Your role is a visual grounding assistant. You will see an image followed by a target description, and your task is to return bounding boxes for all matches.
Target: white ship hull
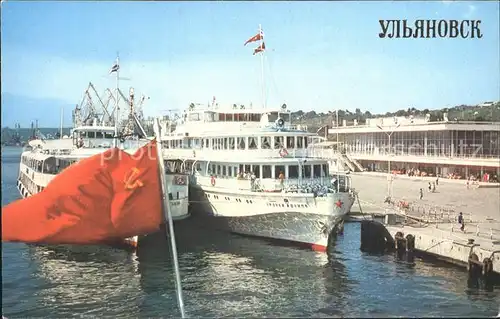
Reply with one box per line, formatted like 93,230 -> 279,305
189,183 -> 355,252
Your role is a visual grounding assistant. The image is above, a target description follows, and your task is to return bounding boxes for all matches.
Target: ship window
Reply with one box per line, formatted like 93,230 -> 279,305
248,137 -> 258,149
313,165 -> 322,178
274,136 -> 284,149
88,132 -> 95,138
304,138 -> 308,148
253,165 -> 260,178
238,164 -> 244,175
237,137 -> 246,150
275,165 -> 285,179
288,165 -> 299,178
297,136 -> 304,148
222,166 -> 227,176
322,164 -> 328,176
226,113 -> 233,121
95,132 -> 103,138
228,137 -> 235,149
261,136 -> 271,149
189,113 -> 200,121
105,132 -> 114,138
303,165 -> 312,179
287,136 -> 295,148
217,165 -> 221,175
262,165 -> 272,178
223,138 -> 228,149
228,166 -> 232,176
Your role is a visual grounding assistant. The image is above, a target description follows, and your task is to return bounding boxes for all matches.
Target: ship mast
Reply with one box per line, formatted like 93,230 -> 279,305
114,53 -> 120,147
60,106 -> 64,139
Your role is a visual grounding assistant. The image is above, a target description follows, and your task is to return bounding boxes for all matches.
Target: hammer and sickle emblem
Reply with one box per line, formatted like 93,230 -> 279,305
124,167 -> 144,190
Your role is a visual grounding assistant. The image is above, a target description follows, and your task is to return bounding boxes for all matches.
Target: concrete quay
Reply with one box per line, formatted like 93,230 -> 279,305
350,172 -> 500,275
385,219 -> 500,274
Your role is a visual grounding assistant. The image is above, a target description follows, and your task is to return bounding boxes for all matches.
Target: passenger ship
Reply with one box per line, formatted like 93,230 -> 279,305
16,84 -> 190,248
157,102 -> 356,252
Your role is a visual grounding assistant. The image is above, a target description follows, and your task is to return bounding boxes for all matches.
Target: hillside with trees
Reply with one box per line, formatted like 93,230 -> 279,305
291,102 -> 500,132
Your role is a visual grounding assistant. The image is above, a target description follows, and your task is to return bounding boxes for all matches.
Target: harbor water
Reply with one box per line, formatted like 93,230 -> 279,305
2,146 -> 499,318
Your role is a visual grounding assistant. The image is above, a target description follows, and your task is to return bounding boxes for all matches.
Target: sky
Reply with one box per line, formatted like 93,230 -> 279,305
1,1 -> 499,127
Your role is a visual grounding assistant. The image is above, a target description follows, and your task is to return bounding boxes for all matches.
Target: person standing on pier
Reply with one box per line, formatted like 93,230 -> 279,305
436,176 -> 439,185
458,212 -> 465,232
419,188 -> 423,200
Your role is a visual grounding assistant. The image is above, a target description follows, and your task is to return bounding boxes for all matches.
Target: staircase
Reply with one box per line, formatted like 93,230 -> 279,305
338,154 -> 364,172
345,154 -> 365,172
337,154 -> 356,172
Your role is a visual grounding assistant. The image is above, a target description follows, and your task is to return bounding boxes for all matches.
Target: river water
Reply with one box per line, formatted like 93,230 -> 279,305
2,146 -> 499,318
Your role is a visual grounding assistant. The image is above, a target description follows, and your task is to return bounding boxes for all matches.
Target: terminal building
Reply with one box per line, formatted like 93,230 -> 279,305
325,113 -> 500,182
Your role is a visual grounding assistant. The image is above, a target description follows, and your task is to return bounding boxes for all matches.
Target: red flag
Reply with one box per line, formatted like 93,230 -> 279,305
253,42 -> 266,55
1,141 -> 163,244
244,30 -> 264,46
1,149 -> 120,244
109,140 -> 163,238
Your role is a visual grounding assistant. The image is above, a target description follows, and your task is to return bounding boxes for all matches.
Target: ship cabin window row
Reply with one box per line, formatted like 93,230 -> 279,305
162,135 -> 309,150
78,131 -> 115,139
18,172 -> 46,195
207,163 -> 329,179
187,111 -> 290,124
21,155 -> 77,174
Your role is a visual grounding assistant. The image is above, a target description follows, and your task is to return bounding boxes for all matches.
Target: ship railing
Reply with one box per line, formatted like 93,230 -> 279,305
162,148 -> 312,160
342,150 -> 500,160
195,174 -> 350,195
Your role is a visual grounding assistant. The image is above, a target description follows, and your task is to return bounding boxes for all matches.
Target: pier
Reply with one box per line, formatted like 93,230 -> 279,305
350,173 -> 500,276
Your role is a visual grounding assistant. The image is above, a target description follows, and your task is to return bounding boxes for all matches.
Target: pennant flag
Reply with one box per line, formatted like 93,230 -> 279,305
109,59 -> 120,74
253,42 -> 266,55
244,30 -> 264,46
1,141 -> 163,245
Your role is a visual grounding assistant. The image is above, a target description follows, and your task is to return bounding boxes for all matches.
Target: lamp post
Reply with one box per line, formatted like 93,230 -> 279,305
377,123 -> 401,198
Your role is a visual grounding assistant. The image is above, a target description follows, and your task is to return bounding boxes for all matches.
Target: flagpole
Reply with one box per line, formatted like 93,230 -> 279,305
114,53 -> 120,148
153,118 -> 186,318
259,24 -> 265,109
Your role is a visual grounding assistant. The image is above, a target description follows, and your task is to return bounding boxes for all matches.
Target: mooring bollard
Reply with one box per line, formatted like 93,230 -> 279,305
467,252 -> 482,288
